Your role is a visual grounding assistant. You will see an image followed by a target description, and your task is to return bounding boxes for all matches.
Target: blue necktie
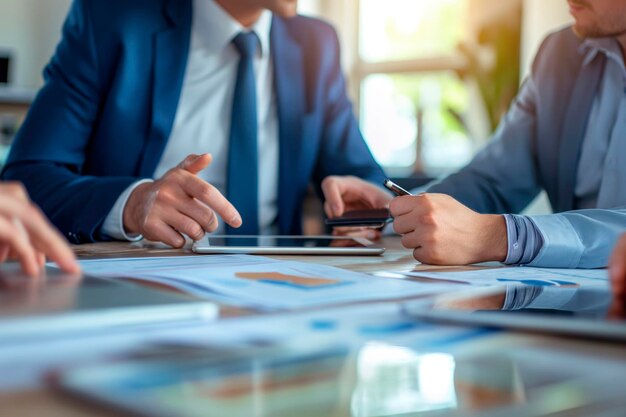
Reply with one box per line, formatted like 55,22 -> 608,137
227,32 -> 260,235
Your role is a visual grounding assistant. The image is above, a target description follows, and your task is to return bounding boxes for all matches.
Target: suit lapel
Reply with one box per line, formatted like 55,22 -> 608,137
557,54 -> 606,212
139,0 -> 193,177
272,17 -> 307,234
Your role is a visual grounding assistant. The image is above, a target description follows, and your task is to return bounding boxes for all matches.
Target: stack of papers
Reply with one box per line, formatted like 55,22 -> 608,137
78,255 -> 457,310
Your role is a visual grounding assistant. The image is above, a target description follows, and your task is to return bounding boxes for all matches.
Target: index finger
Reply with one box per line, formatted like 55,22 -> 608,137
0,199 -> 79,274
24,211 -> 81,274
0,182 -> 30,203
389,195 -> 419,217
178,153 -> 212,175
11,208 -> 79,274
180,174 -> 242,228
321,177 -> 345,218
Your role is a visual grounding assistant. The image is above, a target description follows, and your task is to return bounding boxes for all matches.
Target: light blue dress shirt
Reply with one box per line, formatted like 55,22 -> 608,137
502,285 -> 610,313
504,38 -> 626,266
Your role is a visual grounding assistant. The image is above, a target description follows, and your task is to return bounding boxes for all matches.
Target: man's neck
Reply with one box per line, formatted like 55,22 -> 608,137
215,0 -> 262,28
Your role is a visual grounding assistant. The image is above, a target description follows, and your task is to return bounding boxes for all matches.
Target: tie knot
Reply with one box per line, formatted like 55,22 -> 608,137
232,32 -> 260,58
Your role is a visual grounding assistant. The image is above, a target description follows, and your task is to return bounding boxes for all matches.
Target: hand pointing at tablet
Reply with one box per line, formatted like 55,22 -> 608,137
123,154 -> 243,248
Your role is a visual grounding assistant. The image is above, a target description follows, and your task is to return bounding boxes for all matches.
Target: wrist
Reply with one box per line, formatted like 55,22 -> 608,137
123,183 -> 151,234
482,214 -> 508,262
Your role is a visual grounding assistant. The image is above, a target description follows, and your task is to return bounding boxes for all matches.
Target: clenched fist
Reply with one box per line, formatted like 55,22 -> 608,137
390,193 -> 508,265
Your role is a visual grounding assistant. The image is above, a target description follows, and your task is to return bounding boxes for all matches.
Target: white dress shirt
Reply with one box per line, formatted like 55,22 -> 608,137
102,0 -> 279,240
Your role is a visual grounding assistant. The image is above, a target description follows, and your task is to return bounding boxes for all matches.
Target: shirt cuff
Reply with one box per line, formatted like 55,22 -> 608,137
101,179 -> 154,241
526,287 -> 578,310
502,286 -> 577,310
526,214 -> 585,268
503,214 -> 545,265
502,286 -> 544,310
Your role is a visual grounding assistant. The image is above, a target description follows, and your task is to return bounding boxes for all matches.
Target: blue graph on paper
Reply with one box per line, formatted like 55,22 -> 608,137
496,278 -> 578,287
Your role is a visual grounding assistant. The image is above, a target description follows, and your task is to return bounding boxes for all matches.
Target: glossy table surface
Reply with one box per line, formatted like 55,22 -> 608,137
0,238 -> 624,417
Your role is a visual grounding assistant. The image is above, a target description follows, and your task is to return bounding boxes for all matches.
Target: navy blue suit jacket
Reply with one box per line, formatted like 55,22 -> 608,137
3,0 -> 384,243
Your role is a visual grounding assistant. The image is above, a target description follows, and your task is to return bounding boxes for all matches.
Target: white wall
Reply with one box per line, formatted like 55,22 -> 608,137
521,0 -> 572,77
0,0 -> 71,88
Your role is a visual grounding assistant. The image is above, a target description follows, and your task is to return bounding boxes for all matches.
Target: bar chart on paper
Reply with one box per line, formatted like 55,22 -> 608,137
234,272 -> 347,289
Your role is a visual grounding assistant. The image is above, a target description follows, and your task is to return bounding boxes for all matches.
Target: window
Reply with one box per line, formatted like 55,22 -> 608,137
360,72 -> 472,175
351,0 -> 522,178
356,0 -> 472,177
359,0 -> 467,62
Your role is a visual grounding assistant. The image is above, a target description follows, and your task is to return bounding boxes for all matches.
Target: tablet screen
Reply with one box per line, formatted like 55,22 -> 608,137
205,236 -> 366,248
192,235 -> 385,256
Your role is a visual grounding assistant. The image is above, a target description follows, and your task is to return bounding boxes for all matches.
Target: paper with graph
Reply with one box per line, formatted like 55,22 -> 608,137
405,266 -> 609,288
77,255 -> 456,309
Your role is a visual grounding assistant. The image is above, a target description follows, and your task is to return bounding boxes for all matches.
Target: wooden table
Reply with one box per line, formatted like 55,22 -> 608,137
1,237 -> 625,417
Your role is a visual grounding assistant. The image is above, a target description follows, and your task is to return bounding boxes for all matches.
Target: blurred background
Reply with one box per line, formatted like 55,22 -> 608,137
0,0 -> 571,189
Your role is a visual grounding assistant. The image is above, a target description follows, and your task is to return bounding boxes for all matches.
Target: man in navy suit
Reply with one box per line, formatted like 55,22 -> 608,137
2,0 -> 384,246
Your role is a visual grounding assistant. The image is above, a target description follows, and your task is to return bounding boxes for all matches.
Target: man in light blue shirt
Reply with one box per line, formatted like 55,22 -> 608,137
322,0 -> 626,269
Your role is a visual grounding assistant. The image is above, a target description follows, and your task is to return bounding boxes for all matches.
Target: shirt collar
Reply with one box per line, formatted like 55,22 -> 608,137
192,0 -> 272,57
579,37 -> 623,67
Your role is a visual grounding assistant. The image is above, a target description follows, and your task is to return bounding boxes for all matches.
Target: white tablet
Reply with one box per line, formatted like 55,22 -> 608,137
192,235 -> 385,256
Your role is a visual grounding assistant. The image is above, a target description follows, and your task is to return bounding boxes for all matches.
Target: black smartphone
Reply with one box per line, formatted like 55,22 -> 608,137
325,208 -> 392,228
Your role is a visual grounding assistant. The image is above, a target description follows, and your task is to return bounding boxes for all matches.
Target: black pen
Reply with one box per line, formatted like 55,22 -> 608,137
384,179 -> 413,197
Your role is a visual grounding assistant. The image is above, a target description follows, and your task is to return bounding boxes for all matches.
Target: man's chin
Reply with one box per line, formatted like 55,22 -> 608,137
573,24 -> 606,39
573,22 -> 626,39
275,6 -> 298,18
272,1 -> 298,18
572,23 -> 589,39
